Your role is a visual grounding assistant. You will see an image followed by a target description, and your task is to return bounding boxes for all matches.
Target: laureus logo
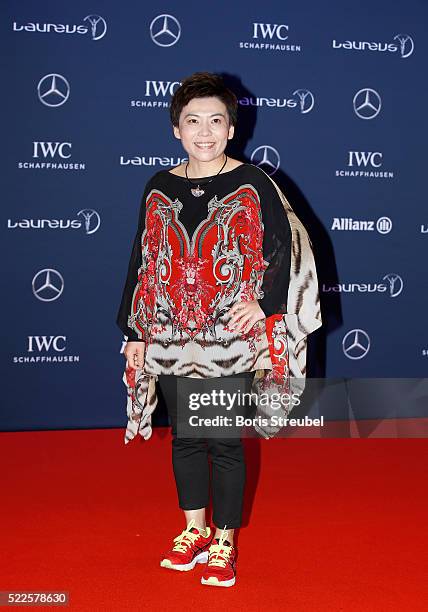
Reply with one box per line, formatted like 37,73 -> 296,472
13,15 -> 107,40
332,33 -> 414,58
293,89 -> 315,113
393,34 -> 414,58
239,89 -> 314,113
322,274 -> 403,297
382,274 -> 403,297
82,15 -> 107,41
77,209 -> 101,234
7,208 -> 101,233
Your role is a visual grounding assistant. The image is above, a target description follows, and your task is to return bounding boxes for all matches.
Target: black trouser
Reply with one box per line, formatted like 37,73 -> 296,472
157,372 -> 255,530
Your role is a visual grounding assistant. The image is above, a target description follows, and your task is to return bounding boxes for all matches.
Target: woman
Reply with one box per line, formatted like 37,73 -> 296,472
117,72 -> 321,588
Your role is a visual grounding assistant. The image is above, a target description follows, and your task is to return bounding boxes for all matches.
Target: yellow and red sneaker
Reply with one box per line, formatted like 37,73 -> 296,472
160,519 -> 213,572
201,527 -> 237,587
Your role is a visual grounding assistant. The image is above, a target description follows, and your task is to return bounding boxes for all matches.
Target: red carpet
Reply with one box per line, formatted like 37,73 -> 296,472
1,428 -> 427,611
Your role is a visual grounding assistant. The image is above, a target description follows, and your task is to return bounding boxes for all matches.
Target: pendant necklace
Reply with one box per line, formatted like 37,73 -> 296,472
185,155 -> 228,197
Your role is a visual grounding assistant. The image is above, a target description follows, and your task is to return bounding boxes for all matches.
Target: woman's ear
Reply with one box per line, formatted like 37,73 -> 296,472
173,125 -> 181,140
228,124 -> 235,140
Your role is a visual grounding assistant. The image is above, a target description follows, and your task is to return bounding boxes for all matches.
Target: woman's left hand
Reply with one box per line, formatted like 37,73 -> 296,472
228,300 -> 265,333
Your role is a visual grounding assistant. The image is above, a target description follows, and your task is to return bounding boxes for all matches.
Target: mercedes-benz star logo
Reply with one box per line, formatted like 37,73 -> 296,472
250,145 -> 280,175
77,209 -> 101,234
83,15 -> 107,41
342,329 -> 371,360
150,14 -> 181,47
353,88 -> 382,120
32,269 -> 64,302
37,74 -> 70,107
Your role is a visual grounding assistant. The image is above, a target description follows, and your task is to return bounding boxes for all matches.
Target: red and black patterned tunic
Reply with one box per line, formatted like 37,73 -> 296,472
117,162 -> 291,381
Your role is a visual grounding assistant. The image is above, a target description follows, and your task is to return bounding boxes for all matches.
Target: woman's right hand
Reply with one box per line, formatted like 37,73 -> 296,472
124,341 -> 146,370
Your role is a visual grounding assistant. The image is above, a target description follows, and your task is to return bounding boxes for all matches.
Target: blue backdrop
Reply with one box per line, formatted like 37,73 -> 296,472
1,0 -> 427,431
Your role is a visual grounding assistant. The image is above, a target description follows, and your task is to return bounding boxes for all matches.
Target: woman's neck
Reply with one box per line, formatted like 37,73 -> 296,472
186,154 -> 227,178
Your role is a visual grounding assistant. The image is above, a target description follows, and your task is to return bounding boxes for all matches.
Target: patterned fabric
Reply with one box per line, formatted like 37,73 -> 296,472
118,165 -> 322,443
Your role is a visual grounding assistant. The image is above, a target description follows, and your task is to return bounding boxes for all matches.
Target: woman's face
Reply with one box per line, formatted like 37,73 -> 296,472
173,96 -> 234,164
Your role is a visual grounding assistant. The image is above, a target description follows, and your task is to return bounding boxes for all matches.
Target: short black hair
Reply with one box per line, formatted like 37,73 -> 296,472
170,72 -> 238,127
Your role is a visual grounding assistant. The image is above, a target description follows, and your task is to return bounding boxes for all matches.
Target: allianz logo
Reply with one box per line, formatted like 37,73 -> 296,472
322,274 -> 404,298
331,217 -> 392,234
332,34 -> 414,58
7,209 -> 100,234
120,155 -> 187,166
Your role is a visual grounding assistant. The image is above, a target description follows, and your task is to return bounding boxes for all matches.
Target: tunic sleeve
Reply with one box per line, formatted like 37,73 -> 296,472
116,179 -> 153,342
257,176 -> 292,317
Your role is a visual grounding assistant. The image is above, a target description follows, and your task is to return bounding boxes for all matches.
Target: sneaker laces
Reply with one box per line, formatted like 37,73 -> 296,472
172,519 -> 204,554
208,525 -> 233,568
